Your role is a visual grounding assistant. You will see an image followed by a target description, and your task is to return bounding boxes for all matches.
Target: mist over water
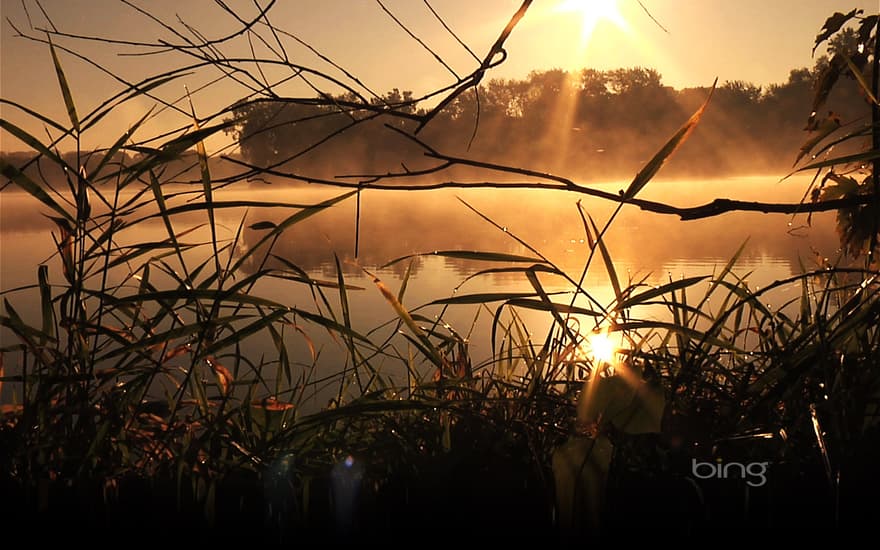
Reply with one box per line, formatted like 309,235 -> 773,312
0,174 -> 844,409
0,175 -> 840,284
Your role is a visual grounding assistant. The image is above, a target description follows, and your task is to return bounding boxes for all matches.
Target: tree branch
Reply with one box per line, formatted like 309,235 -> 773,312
414,0 -> 532,133
217,154 -> 875,221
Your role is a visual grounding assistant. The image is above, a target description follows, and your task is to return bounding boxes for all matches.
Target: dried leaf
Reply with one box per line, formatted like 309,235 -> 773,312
252,397 -> 295,412
161,344 -> 190,363
843,55 -> 879,106
857,14 -> 878,46
808,54 -> 846,129
205,356 -> 233,395
795,111 -> 841,166
813,9 -> 862,55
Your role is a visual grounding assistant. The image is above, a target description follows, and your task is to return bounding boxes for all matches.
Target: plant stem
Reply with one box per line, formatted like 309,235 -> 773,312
871,16 -> 879,263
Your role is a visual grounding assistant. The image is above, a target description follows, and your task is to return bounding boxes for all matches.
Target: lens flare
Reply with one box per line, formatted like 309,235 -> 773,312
586,328 -> 617,365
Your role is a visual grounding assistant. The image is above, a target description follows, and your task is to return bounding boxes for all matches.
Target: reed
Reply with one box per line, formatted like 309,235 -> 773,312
1,3 -> 878,541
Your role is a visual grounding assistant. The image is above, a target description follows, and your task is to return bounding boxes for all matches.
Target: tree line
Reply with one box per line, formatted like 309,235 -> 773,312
227,52 -> 866,184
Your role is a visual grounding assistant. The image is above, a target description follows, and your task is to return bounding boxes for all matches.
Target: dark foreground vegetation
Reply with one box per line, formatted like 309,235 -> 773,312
1,2 -> 878,544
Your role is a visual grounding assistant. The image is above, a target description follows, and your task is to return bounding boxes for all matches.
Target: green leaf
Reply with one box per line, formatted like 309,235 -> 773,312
123,120 -> 237,184
695,238 -> 749,313
334,253 -> 358,395
82,73 -> 189,132
132,201 -> 328,225
430,291 -> 543,305
49,39 -> 79,133
187,93 -> 221,277
857,15 -> 879,46
397,259 -> 414,303
93,316 -> 238,361
524,268 -> 580,343
204,310 -> 288,355
456,264 -> 564,287
616,319 -> 737,350
503,298 -> 601,317
794,112 -> 841,166
808,54 -> 846,129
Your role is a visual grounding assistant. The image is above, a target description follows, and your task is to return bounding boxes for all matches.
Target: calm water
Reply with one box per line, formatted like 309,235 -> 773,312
0,175 -> 842,406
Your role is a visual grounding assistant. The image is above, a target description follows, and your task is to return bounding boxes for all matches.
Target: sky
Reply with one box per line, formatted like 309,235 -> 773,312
0,0 -> 873,152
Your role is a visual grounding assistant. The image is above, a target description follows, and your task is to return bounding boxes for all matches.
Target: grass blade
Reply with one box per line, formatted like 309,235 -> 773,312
49,39 -> 79,133
365,268 -> 444,368
795,149 -> 880,172
0,119 -> 69,168
229,191 -> 357,273
382,250 -> 547,268
0,159 -> 73,222
91,108 -> 154,179
618,276 -> 709,310
37,265 -> 54,344
186,91 -> 221,278
623,78 -> 717,200
588,214 -> 622,304
0,98 -> 67,133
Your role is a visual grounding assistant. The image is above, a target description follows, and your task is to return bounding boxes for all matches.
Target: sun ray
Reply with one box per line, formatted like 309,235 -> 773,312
556,0 -> 628,45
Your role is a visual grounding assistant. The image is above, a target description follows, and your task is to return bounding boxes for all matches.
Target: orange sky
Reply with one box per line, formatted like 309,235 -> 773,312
0,0 -> 872,153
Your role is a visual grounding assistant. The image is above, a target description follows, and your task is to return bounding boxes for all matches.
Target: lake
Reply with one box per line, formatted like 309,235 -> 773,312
0,175 -> 842,408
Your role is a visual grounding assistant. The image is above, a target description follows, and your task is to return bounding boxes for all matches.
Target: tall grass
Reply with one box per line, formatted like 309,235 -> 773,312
1,4 -> 878,541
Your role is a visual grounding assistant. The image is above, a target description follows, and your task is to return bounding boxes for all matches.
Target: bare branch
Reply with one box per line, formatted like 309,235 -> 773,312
218,151 -> 875,221
637,0 -> 670,34
33,0 -> 276,53
414,0 -> 532,133
376,0 -> 459,79
423,0 -> 481,62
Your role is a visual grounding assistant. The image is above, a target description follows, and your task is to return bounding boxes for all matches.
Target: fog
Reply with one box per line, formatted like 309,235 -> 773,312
227,65 -> 867,187
1,176 -> 842,285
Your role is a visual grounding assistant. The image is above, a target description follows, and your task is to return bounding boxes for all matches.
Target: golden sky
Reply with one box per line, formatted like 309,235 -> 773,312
0,0 -> 872,153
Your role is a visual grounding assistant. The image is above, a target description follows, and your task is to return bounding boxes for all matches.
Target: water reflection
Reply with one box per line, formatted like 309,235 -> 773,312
225,180 -> 838,281
1,176 -> 842,284
0,175 -> 847,409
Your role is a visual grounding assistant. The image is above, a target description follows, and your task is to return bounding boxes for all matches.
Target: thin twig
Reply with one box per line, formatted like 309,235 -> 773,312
423,0 -> 481,62
376,0 -> 460,79
415,0 -> 532,133
637,0 -> 669,34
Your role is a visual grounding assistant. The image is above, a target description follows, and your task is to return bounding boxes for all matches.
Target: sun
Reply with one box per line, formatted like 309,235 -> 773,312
585,327 -> 617,365
556,0 -> 628,44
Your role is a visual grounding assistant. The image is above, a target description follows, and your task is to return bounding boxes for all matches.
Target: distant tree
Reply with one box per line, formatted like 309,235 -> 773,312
605,67 -> 662,95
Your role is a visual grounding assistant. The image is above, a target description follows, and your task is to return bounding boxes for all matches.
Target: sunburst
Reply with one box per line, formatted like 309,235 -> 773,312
556,0 -> 628,44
